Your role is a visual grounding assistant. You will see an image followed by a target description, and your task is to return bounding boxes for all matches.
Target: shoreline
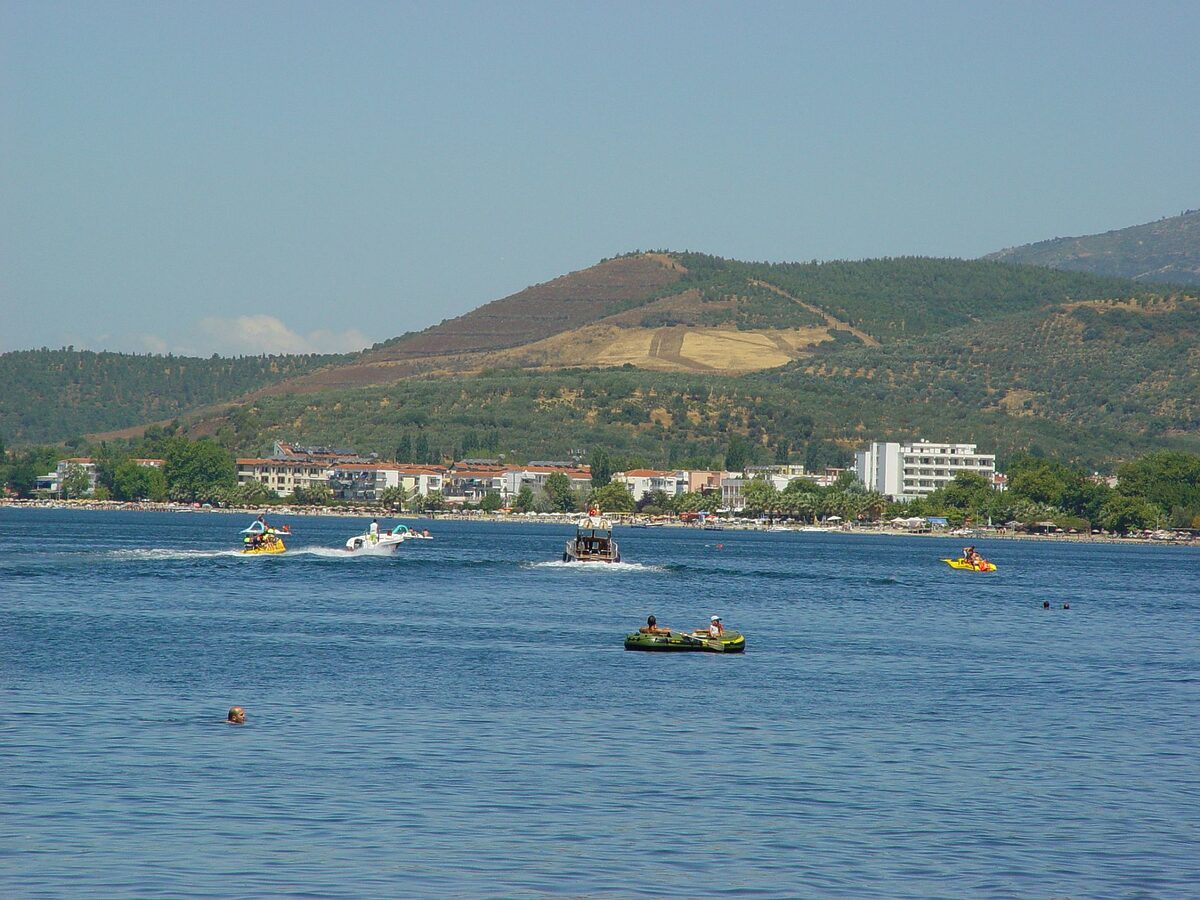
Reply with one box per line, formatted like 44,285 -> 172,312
1,499 -> 1194,547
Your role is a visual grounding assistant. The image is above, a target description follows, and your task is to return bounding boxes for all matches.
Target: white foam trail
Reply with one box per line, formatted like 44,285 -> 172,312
109,548 -> 245,560
288,545 -> 397,559
108,546 -> 397,561
527,560 -> 665,573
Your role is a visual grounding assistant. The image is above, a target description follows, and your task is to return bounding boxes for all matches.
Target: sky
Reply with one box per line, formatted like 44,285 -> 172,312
2,0 -> 1198,356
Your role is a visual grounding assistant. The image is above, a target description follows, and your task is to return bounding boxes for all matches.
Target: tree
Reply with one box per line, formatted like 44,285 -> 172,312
227,480 -> 274,506
7,459 -> 41,497
291,482 -> 333,505
741,477 -> 779,516
419,492 -> 446,513
60,463 -> 92,499
394,434 -> 413,463
939,472 -> 994,511
637,489 -> 672,514
773,440 -> 790,464
1008,462 -> 1070,507
513,485 -> 535,512
164,439 -> 236,502
589,482 -> 636,513
724,435 -> 752,472
480,491 -> 504,512
112,460 -> 168,501
543,472 -> 577,512
413,432 -> 432,465
1116,451 -> 1200,512
1098,494 -> 1161,533
380,485 -> 408,510
589,447 -> 613,487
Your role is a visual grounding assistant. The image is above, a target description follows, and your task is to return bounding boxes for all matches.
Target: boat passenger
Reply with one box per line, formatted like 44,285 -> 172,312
709,615 -> 725,637
963,546 -> 984,569
639,615 -> 672,635
227,706 -> 246,725
369,519 -> 379,544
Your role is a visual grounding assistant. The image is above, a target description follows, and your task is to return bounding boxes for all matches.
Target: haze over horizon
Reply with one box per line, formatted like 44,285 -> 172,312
3,1 -> 1198,356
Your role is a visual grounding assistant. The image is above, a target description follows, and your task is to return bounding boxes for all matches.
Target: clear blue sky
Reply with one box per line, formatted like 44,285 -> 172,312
3,1 -> 1197,355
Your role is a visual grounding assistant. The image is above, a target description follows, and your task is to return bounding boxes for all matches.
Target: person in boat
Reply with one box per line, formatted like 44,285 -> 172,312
639,615 -> 672,635
227,706 -> 246,725
708,615 -> 725,637
369,518 -> 380,544
963,546 -> 983,568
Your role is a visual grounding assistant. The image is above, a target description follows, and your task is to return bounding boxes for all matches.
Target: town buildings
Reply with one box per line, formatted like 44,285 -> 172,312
855,440 -> 996,500
36,457 -> 165,497
611,469 -> 687,501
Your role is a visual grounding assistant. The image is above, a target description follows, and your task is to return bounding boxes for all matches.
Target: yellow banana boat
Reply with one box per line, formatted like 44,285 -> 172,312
943,557 -> 996,572
242,539 -> 286,555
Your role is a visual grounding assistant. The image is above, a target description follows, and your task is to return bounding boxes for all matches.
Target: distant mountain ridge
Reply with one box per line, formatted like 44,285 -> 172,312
985,209 -> 1200,285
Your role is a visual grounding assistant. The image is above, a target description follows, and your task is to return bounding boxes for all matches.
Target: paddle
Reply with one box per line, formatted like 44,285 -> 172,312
678,631 -> 724,651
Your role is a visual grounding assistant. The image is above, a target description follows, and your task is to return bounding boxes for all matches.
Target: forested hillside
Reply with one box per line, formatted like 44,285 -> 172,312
3,252 -> 1196,466
0,349 -> 345,444
187,358 -> 1194,473
986,209 -> 1200,285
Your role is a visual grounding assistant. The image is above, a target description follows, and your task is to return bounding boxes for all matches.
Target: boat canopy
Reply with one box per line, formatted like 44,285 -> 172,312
240,520 -> 268,534
575,514 -> 612,531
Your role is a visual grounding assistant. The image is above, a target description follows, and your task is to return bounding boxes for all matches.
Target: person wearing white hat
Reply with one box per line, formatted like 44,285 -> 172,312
708,615 -> 724,637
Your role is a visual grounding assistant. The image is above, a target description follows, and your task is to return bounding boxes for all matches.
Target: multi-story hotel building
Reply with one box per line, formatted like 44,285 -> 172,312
855,440 -> 996,500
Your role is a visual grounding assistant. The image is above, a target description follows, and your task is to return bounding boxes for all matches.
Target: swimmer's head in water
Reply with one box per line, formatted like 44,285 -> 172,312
227,706 -> 246,725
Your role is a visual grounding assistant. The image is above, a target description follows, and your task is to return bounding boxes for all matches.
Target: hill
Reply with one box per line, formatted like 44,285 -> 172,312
985,209 -> 1200,285
0,349 -> 344,444
150,257 -> 1200,468
5,252 -> 1196,469
240,253 -> 1145,395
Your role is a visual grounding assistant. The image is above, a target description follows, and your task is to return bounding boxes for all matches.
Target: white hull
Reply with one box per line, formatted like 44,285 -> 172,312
344,533 -> 405,552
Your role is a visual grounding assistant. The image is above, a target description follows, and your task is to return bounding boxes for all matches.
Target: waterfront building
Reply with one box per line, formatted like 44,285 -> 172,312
329,463 -> 444,502
238,442 -> 376,497
612,469 -> 687,502
237,457 -> 335,497
444,464 -> 510,504
503,465 -> 592,500
855,440 -> 996,500
687,470 -> 723,494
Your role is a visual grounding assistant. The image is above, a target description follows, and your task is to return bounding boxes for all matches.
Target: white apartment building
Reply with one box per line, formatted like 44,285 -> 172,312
612,469 -> 687,501
329,463 -> 445,501
503,465 -> 593,499
855,440 -> 996,500
237,458 -> 334,497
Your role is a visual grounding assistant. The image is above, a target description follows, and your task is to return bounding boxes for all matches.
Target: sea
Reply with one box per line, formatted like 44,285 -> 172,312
1,508 -> 1197,898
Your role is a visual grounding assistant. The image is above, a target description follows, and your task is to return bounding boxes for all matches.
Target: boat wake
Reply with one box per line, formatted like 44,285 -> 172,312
527,560 -> 666,573
107,546 -> 399,561
109,548 -> 247,561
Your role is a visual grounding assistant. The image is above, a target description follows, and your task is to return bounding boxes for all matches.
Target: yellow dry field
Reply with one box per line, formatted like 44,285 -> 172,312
496,324 -> 832,374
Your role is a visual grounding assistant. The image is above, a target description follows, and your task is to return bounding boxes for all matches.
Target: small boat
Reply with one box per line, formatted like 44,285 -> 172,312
240,520 -> 287,555
624,630 -> 745,653
563,510 -> 620,563
943,557 -> 997,572
344,523 -> 428,552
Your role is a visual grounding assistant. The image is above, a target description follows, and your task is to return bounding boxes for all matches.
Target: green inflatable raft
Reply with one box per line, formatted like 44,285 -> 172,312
624,630 -> 745,653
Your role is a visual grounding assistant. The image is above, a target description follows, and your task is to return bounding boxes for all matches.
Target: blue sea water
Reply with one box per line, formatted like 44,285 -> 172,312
1,508 -> 1197,898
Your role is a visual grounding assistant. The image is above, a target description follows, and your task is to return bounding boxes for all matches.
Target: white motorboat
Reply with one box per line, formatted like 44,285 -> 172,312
344,523 -> 429,552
